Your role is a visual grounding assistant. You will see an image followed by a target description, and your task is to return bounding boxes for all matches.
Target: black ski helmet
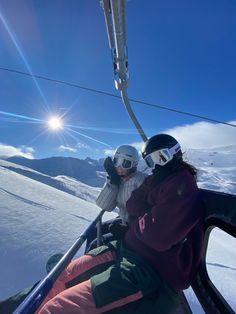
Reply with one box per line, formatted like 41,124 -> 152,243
142,134 -> 182,164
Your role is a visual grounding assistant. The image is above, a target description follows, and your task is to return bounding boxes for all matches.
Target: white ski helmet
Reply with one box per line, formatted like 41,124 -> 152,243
113,145 -> 140,169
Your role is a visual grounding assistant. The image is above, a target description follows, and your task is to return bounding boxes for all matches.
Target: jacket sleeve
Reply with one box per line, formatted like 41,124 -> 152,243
133,172 -> 203,252
126,176 -> 152,219
134,172 -> 148,189
96,180 -> 118,212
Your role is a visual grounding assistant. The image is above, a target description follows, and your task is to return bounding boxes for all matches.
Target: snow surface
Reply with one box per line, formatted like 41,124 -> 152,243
0,160 -> 114,298
0,147 -> 235,313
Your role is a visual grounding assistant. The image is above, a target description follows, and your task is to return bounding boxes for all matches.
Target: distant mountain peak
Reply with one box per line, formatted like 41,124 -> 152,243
6,155 -> 105,187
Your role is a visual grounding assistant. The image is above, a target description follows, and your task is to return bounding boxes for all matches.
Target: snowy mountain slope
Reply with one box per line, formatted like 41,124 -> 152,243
0,159 -> 100,203
6,155 -> 105,187
185,145 -> 236,169
197,166 -> 236,194
185,147 -> 236,195
55,175 -> 100,203
0,164 -> 114,298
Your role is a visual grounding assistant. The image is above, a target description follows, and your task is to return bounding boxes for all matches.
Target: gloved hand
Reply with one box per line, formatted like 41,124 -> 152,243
108,220 -> 129,238
104,157 -> 121,186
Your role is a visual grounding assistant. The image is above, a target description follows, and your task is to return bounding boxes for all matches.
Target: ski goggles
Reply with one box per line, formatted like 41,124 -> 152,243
113,157 -> 134,169
144,143 -> 181,168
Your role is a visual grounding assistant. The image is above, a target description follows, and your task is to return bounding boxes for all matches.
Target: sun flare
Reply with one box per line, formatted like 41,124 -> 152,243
48,117 -> 63,130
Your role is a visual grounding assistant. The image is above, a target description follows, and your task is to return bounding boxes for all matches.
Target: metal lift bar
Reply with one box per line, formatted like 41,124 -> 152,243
101,0 -> 148,142
121,89 -> 148,141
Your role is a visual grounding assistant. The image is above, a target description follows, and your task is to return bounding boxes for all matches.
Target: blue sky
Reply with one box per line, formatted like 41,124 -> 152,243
0,0 -> 235,160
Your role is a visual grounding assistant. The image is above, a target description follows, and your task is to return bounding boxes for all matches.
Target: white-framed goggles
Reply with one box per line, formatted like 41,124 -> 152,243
113,156 -> 134,169
144,143 -> 181,168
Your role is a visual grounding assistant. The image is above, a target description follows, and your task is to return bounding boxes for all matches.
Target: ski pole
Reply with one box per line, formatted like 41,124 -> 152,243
13,209 -> 106,314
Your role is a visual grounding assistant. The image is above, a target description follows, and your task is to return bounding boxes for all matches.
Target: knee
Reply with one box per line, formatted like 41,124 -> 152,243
39,280 -> 95,314
38,297 -> 63,314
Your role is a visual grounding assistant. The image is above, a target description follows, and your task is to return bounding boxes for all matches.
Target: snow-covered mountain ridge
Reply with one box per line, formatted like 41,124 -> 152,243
0,159 -> 100,203
2,144 -> 236,195
184,146 -> 236,194
5,155 -> 105,187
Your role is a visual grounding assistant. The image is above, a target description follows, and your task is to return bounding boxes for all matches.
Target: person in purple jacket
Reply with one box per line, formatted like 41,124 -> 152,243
0,134 -> 205,314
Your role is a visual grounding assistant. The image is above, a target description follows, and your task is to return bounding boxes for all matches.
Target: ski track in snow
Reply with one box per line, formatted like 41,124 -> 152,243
207,262 -> 236,272
0,187 -> 55,211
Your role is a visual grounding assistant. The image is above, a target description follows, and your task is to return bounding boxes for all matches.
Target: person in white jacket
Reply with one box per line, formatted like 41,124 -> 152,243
85,145 -> 147,252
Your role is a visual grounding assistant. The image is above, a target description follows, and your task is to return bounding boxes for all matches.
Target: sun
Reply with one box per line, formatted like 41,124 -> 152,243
48,116 -> 63,130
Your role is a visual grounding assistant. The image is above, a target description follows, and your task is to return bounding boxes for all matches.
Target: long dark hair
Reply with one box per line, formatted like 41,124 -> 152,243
175,151 -> 198,178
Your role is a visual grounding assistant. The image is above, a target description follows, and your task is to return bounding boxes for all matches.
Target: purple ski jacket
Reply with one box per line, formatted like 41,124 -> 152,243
124,168 -> 205,292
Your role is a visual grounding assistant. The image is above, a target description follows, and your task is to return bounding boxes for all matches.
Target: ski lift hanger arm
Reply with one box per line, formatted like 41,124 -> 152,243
101,0 -> 128,90
101,0 -> 148,142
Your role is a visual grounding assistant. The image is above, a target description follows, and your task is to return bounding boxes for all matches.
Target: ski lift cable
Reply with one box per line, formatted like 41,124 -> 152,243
0,66 -> 235,129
